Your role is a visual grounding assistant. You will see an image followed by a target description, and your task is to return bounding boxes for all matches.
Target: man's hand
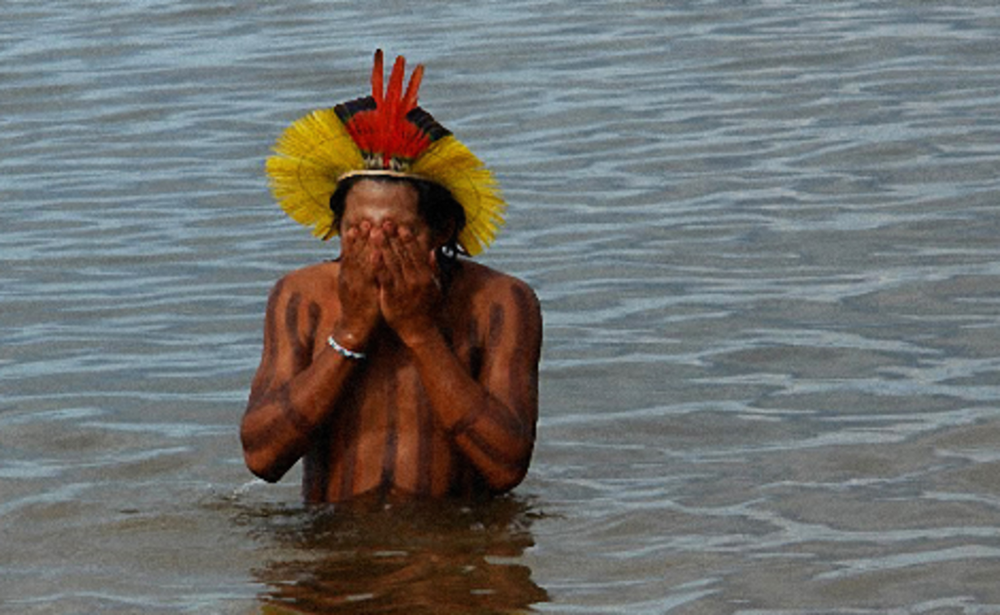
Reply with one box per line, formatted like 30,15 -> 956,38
335,220 -> 382,350
375,221 -> 443,346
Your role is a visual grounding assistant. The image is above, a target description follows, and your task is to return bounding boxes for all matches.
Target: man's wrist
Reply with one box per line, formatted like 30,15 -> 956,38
331,322 -> 372,353
328,335 -> 367,360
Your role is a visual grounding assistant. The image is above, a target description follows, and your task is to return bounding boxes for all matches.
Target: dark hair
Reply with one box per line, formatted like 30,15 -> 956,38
329,174 -> 468,260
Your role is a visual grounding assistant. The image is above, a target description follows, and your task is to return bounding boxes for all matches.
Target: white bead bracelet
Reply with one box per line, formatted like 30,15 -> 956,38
327,335 -> 366,360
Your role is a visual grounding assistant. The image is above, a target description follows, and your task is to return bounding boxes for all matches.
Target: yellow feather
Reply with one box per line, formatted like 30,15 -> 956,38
410,136 -> 506,256
265,109 -> 365,239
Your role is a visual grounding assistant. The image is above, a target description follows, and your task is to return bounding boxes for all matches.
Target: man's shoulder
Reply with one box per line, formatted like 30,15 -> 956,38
268,261 -> 340,302
454,261 -> 542,349
455,260 -> 539,309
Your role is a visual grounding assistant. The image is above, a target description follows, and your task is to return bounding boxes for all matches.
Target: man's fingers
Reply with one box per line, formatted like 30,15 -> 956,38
380,233 -> 408,283
382,221 -> 414,274
342,220 -> 371,261
356,223 -> 387,278
392,227 -> 428,278
341,222 -> 386,292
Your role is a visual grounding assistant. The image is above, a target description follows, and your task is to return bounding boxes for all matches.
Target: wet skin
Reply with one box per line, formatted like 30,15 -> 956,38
241,180 -> 542,502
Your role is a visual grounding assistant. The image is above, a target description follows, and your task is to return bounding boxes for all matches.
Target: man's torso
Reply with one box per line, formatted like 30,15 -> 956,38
285,259 -> 504,502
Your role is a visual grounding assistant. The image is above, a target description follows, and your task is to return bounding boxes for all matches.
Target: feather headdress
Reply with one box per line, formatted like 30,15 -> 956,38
266,50 -> 505,256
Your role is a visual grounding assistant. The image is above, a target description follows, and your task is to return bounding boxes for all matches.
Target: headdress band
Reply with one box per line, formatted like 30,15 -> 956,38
265,50 -> 506,256
337,169 -> 429,182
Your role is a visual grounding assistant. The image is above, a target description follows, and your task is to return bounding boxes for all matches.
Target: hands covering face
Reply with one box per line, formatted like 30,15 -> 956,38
338,218 -> 442,345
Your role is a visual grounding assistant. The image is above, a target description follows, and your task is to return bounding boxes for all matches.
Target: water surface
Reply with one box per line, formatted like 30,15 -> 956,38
3,1 -> 1000,613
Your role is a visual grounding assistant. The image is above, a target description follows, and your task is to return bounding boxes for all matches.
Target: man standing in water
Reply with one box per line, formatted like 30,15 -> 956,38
241,51 -> 542,502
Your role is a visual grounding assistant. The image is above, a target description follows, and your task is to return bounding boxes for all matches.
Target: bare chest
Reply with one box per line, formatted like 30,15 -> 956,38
305,323 -> 485,500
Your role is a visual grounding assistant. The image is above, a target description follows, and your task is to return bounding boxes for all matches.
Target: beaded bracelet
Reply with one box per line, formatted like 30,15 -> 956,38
327,335 -> 367,360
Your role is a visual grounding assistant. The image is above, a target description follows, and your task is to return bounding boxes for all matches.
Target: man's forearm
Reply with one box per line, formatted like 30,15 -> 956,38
404,328 -> 535,492
241,347 -> 362,482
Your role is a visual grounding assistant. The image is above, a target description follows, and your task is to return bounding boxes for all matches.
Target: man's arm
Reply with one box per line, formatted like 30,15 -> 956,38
241,221 -> 383,482
378,228 -> 542,492
240,276 -> 367,482
412,279 -> 542,492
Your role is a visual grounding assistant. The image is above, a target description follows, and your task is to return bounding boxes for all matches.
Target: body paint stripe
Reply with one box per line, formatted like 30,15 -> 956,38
461,427 -> 523,470
303,425 -> 331,502
337,392 -> 359,500
482,403 -> 526,437
379,375 -> 400,495
306,301 -> 322,352
247,282 -> 286,409
416,394 -> 433,496
242,388 -> 311,453
487,303 -> 505,351
448,403 -> 488,439
285,293 -> 304,365
278,388 -> 313,434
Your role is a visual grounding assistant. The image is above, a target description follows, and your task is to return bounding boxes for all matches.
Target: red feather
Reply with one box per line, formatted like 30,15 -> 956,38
345,50 -> 432,169
371,49 -> 384,107
386,56 -> 405,115
401,64 -> 423,113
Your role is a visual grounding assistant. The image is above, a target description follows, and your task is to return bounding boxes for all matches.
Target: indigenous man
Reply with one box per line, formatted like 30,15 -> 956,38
241,51 -> 542,503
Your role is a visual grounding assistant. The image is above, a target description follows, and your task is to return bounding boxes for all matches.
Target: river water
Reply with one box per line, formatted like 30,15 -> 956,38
3,1 -> 1000,613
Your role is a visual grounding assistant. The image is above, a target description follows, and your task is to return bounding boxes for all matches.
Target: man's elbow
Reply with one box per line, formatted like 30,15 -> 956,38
241,437 -> 290,484
490,470 -> 528,495
241,450 -> 277,483
484,454 -> 532,494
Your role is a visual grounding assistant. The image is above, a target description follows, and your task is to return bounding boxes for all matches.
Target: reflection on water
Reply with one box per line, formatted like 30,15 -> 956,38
242,496 -> 547,614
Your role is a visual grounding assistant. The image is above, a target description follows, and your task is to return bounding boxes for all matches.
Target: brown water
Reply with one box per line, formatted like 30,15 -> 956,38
3,1 -> 1000,613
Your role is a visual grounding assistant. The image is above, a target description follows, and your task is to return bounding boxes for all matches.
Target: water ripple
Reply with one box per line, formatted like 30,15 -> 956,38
4,1 -> 1000,613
